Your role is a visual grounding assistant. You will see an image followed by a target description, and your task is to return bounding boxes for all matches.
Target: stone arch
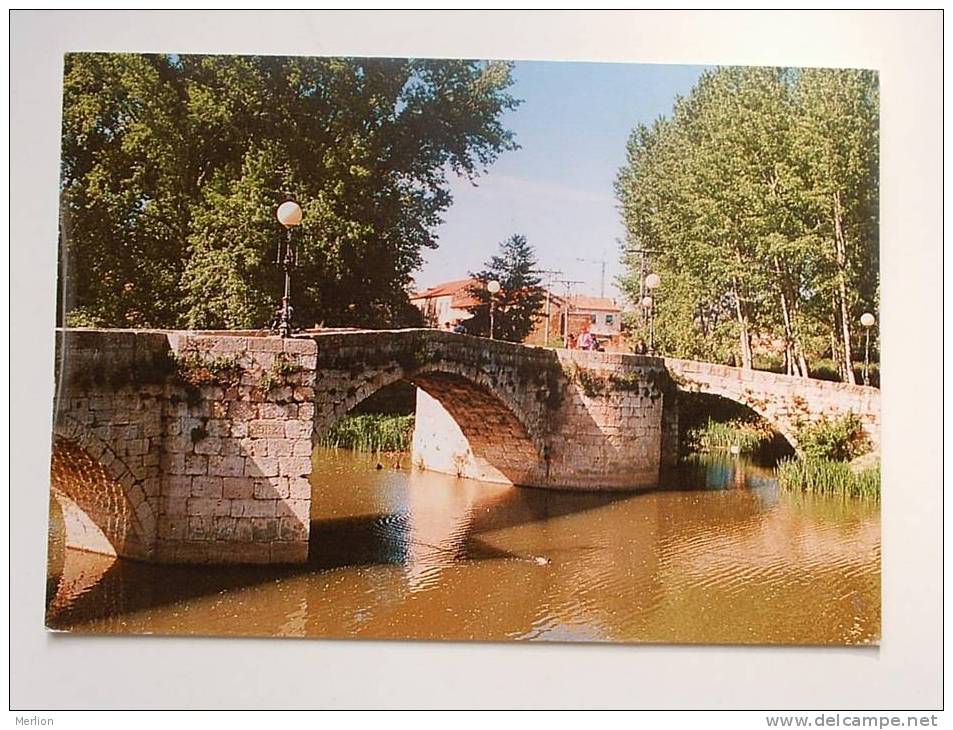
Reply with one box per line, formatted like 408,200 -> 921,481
677,381 -> 800,451
676,389 -> 797,456
50,415 -> 156,560
312,360 -> 547,486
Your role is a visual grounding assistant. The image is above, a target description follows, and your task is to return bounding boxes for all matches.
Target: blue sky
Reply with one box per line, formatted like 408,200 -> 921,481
416,60 -> 707,302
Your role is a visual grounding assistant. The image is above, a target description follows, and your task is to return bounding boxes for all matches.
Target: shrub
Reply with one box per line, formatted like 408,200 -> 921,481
795,413 -> 869,461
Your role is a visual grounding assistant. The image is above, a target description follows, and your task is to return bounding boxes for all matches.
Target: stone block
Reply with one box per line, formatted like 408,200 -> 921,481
256,478 -> 289,500
229,499 -> 276,518
278,516 -> 308,542
276,499 -> 309,521
209,454 -> 245,477
191,476 -> 224,498
288,477 -> 312,499
249,420 -> 286,438
223,476 -> 255,499
250,517 -> 279,541
266,438 -> 294,457
193,436 -> 223,455
278,456 -> 312,477
245,456 -> 279,478
184,454 -> 207,475
247,337 -> 284,353
187,497 -> 231,517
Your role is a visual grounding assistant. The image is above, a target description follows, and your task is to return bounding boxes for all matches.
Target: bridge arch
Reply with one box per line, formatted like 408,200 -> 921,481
664,357 -> 882,454
312,358 -> 548,487
50,415 -> 156,560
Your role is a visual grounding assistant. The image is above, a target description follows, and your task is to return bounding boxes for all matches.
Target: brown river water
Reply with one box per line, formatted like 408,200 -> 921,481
46,449 -> 880,645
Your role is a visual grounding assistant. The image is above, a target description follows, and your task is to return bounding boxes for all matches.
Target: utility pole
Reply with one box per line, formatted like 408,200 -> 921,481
554,278 -> 584,341
576,256 -> 608,299
537,269 -> 563,347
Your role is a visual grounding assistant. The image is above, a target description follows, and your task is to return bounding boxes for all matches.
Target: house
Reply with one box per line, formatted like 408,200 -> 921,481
412,278 -> 624,349
409,278 -> 479,329
525,293 -> 623,348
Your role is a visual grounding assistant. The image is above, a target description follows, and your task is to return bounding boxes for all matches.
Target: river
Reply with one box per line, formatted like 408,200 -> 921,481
46,449 -> 880,645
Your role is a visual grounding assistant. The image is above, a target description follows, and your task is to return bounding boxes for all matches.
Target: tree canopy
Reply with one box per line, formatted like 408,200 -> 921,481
59,53 -> 520,330
616,66 -> 879,381
465,234 -> 545,342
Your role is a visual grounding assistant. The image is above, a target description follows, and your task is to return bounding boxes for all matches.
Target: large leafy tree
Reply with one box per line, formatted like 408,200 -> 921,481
59,53 -> 520,329
465,234 -> 545,342
616,66 -> 878,380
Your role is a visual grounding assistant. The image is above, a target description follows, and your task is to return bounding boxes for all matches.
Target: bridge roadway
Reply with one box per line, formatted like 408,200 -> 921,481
49,328 -> 880,565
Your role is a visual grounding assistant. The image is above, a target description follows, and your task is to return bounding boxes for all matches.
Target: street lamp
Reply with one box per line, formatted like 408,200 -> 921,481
643,273 -> 661,355
487,280 -> 501,340
860,312 -> 876,386
273,200 -> 303,338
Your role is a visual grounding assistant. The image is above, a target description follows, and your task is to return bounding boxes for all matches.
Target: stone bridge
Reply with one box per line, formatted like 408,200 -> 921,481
49,328 -> 879,566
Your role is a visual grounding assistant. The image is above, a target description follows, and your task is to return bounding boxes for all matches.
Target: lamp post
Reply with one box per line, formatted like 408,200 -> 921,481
644,273 -> 661,355
274,200 -> 303,338
487,280 -> 501,340
860,312 -> 876,386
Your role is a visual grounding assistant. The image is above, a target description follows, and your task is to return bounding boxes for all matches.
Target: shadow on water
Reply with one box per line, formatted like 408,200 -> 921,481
46,472 -> 631,630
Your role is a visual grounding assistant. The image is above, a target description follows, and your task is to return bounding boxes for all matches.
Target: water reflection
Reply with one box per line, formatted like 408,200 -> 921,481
46,449 -> 880,645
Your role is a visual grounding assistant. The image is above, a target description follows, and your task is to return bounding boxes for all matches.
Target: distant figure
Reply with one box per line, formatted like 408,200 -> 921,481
566,333 -> 577,349
453,321 -> 467,334
442,321 -> 453,331
633,338 -> 648,355
579,330 -> 596,351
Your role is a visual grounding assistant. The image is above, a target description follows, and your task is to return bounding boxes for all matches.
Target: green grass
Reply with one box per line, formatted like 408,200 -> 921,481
320,414 -> 415,453
777,457 -> 880,500
685,417 -> 775,454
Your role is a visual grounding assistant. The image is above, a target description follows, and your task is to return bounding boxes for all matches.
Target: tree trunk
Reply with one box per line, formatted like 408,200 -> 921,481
832,191 -> 856,384
775,262 -> 797,376
830,298 -> 844,380
731,279 -> 753,370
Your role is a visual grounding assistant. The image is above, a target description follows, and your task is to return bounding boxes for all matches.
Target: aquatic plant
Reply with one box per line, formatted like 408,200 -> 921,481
320,414 -> 415,453
685,417 -> 775,454
777,456 -> 880,500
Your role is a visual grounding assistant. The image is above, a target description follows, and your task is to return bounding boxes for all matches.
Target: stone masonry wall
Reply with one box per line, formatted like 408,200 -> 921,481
53,329 -> 316,564
407,343 -> 669,490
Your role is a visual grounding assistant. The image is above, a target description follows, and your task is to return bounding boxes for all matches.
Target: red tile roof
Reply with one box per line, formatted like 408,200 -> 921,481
411,278 -> 482,309
566,295 -> 620,312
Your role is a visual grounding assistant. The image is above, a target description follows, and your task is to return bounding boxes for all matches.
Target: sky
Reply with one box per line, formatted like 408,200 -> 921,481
415,60 -> 707,304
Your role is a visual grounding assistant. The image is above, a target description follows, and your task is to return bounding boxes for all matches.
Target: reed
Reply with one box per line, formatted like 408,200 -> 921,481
320,414 -> 415,453
777,456 -> 880,500
685,417 -> 774,454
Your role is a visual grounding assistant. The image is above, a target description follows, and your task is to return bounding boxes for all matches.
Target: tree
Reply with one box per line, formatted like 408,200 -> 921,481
59,53 -> 520,329
465,234 -> 545,342
616,66 -> 879,381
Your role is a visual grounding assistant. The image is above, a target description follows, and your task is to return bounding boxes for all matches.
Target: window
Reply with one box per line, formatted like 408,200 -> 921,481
606,314 -> 614,325
590,314 -> 597,324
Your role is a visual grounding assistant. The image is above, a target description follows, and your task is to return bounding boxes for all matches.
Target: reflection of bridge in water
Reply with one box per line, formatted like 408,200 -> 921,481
50,328 -> 879,565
